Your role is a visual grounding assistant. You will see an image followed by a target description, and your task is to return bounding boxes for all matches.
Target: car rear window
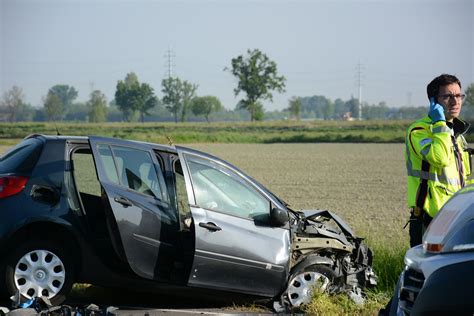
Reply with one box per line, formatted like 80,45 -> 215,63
0,138 -> 44,174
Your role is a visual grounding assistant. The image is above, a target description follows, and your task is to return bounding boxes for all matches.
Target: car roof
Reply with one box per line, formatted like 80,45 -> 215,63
24,134 -> 177,153
25,134 -> 89,141
23,134 -> 286,210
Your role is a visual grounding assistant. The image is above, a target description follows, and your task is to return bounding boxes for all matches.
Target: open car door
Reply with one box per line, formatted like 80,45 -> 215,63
176,147 -> 291,297
89,136 -> 179,281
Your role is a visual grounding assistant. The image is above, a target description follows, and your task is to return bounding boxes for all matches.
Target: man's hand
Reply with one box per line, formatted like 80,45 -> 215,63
428,97 -> 445,122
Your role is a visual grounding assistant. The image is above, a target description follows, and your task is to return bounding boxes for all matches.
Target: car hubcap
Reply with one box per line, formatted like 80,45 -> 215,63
286,271 -> 330,307
35,269 -> 47,281
14,249 -> 66,299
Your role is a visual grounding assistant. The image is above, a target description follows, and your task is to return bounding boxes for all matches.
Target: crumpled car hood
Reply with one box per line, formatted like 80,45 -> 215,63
298,209 -> 356,237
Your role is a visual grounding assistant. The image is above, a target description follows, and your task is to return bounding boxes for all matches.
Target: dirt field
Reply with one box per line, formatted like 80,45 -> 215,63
0,142 -> 408,244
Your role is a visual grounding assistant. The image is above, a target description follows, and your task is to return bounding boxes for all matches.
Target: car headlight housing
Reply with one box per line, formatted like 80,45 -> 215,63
423,186 -> 474,254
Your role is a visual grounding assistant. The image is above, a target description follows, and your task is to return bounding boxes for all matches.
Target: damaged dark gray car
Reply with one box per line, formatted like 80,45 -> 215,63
0,135 -> 376,309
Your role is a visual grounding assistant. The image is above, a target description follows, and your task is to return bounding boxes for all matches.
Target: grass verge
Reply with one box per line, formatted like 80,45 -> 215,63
304,290 -> 391,315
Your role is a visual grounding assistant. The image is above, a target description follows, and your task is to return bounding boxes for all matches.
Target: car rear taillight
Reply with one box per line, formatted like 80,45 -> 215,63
0,176 -> 28,198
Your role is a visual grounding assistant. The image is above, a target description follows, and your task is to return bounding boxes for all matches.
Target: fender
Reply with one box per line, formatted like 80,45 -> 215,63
0,214 -> 83,256
290,253 -> 334,274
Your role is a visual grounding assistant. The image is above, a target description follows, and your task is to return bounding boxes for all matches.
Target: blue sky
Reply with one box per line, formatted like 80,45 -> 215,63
1,0 -> 473,110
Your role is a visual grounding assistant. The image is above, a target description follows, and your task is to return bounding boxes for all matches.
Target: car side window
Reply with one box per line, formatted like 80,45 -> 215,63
97,145 -> 120,185
97,144 -> 167,201
185,154 -> 269,219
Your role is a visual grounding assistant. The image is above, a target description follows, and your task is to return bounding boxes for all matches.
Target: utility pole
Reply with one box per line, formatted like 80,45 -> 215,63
165,46 -> 175,79
356,61 -> 363,120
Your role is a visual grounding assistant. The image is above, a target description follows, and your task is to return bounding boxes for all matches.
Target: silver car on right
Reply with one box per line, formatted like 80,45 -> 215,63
388,185 -> 474,315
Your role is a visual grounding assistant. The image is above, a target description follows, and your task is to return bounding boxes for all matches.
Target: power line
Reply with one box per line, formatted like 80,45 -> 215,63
164,45 -> 175,79
355,61 -> 364,120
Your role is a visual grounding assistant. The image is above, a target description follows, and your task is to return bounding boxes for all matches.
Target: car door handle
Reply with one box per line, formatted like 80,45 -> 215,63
199,222 -> 222,232
114,196 -> 133,207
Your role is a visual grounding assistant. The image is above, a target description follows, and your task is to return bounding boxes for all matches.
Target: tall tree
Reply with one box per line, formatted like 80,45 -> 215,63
161,77 -> 198,123
43,92 -> 63,121
226,49 -> 286,121
287,96 -> 301,121
191,96 -> 223,122
87,90 -> 108,122
49,84 -> 78,115
0,86 -> 25,122
135,83 -> 158,122
180,81 -> 198,122
161,77 -> 183,123
115,72 -> 140,121
115,72 -> 158,122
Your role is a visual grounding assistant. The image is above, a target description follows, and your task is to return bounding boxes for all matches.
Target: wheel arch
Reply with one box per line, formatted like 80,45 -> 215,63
290,254 -> 334,275
1,220 -> 83,273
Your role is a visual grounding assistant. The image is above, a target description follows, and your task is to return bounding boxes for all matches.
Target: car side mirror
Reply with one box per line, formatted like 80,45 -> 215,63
270,207 -> 289,227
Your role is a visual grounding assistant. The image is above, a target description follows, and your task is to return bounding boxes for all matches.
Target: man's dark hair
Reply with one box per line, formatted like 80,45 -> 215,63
427,74 -> 461,100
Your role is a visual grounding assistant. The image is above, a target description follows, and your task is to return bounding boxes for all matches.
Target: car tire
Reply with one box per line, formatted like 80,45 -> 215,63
285,264 -> 339,308
3,241 -> 74,305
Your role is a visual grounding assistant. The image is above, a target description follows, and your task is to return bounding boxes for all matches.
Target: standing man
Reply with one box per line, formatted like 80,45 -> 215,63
405,74 -> 472,247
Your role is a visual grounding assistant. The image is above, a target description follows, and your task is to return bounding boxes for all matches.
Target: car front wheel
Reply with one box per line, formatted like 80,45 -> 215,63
4,241 -> 74,305
285,264 -> 339,308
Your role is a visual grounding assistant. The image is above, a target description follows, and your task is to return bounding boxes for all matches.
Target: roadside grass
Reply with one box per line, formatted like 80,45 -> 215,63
368,238 -> 407,293
304,290 -> 390,315
0,120 -> 413,144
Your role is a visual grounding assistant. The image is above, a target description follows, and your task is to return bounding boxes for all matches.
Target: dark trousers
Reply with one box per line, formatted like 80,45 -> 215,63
409,211 -> 432,248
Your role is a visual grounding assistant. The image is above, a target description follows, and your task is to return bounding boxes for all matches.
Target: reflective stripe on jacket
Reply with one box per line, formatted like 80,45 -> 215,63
405,116 -> 471,218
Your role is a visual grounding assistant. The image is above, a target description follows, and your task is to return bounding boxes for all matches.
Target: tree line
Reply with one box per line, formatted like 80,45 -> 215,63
2,48 -> 474,123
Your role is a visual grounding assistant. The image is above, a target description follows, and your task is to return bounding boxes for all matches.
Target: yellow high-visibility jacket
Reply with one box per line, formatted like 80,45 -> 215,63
405,116 -> 472,218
